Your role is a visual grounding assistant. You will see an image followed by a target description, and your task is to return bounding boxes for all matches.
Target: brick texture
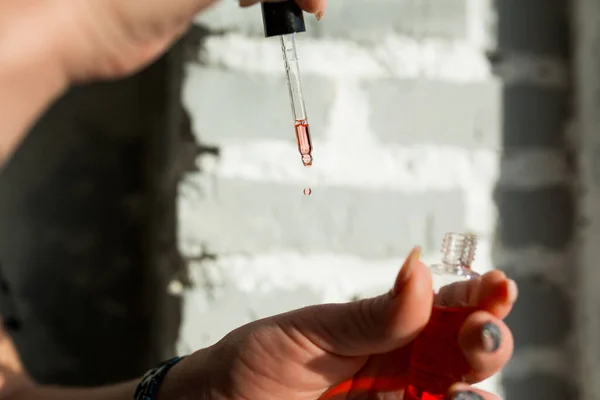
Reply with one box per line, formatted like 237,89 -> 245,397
183,67 -> 334,143
496,0 -> 570,57
366,79 -> 501,148
503,375 -> 578,400
495,187 -> 575,249
178,0 -> 575,398
505,276 -> 571,347
179,178 -> 465,257
574,0 -> 600,398
502,85 -> 569,149
493,0 -> 575,397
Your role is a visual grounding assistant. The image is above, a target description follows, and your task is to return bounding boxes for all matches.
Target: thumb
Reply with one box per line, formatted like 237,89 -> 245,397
284,248 -> 433,357
239,0 -> 325,15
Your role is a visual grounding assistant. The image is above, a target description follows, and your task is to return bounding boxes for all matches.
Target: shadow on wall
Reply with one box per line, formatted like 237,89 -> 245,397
0,39 -> 201,386
490,0 -> 577,399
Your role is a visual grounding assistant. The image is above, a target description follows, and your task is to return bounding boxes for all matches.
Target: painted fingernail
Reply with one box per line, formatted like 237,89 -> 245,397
239,0 -> 256,7
315,10 -> 325,21
392,247 -> 420,297
507,279 -> 518,303
481,322 -> 501,352
450,391 -> 484,400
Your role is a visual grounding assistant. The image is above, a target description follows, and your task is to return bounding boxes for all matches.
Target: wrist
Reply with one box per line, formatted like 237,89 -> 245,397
153,351 -> 215,400
153,359 -> 189,400
136,356 -> 201,400
0,375 -> 37,400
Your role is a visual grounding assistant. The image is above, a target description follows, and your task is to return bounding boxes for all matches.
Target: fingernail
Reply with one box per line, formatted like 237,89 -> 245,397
481,322 -> 501,352
392,247 -> 420,297
450,391 -> 484,400
239,0 -> 256,7
315,10 -> 325,21
507,279 -> 518,303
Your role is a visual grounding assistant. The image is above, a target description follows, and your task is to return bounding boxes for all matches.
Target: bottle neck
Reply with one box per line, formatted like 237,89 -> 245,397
440,233 -> 477,269
441,261 -> 472,270
437,262 -> 472,278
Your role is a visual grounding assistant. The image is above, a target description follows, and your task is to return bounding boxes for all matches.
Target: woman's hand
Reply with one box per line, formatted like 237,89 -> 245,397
44,0 -> 325,83
0,248 -> 515,400
241,0 -> 326,19
0,0 -> 325,162
172,248 -> 517,400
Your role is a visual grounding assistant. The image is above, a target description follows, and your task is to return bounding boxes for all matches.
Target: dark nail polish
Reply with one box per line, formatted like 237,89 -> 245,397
451,391 -> 484,400
481,322 -> 501,352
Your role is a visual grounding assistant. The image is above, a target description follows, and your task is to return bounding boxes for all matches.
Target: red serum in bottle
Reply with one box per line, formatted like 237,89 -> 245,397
405,233 -> 480,400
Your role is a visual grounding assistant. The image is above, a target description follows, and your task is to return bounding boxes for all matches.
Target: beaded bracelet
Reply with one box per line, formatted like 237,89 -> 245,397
134,356 -> 186,400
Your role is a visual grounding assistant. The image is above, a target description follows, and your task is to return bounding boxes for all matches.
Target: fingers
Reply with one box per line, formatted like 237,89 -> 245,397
437,270 -> 518,319
286,247 -> 433,357
458,311 -> 513,383
472,271 -> 518,319
448,384 -> 502,400
293,0 -> 325,14
239,0 -> 326,17
239,0 -> 262,7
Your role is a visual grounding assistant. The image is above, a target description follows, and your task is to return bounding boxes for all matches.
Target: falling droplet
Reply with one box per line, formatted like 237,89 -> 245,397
303,188 -> 312,196
302,154 -> 313,166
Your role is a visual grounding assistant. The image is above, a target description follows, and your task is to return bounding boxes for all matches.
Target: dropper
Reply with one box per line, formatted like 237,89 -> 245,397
261,1 -> 313,167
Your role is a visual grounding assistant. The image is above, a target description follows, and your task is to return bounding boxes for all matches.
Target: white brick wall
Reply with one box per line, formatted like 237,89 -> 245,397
575,0 -> 600,398
176,0 -> 506,395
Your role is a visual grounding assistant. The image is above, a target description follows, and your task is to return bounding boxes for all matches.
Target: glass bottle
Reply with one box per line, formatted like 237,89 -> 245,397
405,232 -> 480,400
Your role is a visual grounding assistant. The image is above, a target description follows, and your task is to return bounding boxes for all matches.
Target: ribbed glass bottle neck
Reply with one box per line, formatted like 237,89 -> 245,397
440,233 -> 477,268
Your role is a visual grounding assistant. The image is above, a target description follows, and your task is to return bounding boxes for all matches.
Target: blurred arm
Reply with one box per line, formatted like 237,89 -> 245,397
0,322 -> 190,400
4,370 -> 189,400
0,325 -> 184,400
5,383 -> 139,400
0,1 -> 69,167
0,325 -> 36,399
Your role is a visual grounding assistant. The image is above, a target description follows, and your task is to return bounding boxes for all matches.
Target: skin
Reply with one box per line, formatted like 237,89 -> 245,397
0,1 -> 516,399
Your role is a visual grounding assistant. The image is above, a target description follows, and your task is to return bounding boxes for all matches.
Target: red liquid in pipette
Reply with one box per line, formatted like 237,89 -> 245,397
294,119 -> 313,167
295,119 -> 313,195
